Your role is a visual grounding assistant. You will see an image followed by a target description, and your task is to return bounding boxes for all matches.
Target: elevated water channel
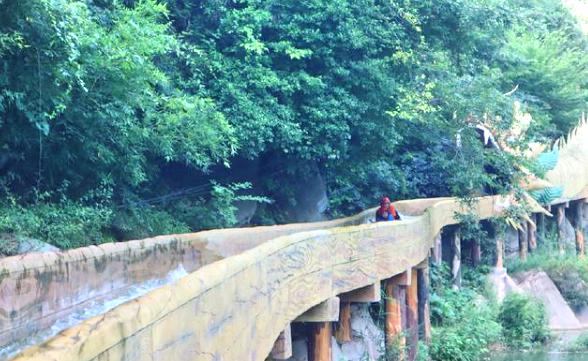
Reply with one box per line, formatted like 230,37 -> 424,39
1,264 -> 188,361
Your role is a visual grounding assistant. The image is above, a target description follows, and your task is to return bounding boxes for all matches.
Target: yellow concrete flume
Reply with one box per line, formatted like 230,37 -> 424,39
6,196 -> 510,361
4,119 -> 588,361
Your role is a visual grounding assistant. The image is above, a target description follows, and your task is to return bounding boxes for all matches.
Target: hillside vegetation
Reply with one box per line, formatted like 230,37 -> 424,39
1,0 -> 588,251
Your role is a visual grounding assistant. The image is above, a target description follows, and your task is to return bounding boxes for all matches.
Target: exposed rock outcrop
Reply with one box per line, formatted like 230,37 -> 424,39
339,304 -> 385,361
285,304 -> 384,361
516,271 -> 581,329
488,267 -> 522,303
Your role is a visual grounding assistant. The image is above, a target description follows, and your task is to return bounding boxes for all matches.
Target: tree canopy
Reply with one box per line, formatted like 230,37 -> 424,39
1,0 -> 587,249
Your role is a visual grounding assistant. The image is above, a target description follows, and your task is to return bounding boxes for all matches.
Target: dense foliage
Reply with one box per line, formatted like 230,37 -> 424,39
426,264 -> 550,361
1,0 -> 587,250
567,331 -> 588,352
428,264 -> 502,361
498,293 -> 549,348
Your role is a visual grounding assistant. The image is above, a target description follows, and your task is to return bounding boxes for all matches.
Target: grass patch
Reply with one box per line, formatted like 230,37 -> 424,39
566,332 -> 588,352
498,293 -> 550,348
508,251 -> 588,311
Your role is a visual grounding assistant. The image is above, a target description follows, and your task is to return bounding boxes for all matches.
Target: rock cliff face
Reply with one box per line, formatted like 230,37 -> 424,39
516,271 -> 581,330
340,305 -> 385,361
488,267 -> 521,303
285,305 -> 385,361
489,268 -> 588,331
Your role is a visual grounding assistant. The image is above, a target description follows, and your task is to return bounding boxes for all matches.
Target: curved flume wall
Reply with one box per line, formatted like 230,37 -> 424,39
6,119 -> 588,361
1,206 -> 394,355
9,195 -> 508,361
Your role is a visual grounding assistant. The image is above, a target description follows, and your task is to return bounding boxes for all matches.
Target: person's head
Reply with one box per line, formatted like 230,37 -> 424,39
380,196 -> 391,208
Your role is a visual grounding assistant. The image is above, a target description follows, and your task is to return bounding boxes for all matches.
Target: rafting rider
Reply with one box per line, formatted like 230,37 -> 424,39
375,196 -> 401,222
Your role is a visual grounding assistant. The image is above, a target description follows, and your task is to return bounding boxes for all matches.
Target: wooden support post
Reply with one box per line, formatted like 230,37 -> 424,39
385,271 -> 409,356
417,265 -> 431,344
406,269 -> 419,361
334,302 -> 352,343
310,322 -> 332,361
575,201 -> 585,258
451,227 -> 461,289
496,234 -> 504,269
557,205 -> 566,255
518,222 -> 528,262
432,232 -> 442,265
271,324 -> 293,360
528,218 -> 537,252
537,213 -> 545,245
471,239 -> 481,267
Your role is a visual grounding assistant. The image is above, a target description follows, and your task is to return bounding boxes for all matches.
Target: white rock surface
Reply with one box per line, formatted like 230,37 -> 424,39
332,337 -> 349,361
17,237 -> 59,254
488,267 -> 522,303
505,227 -> 519,259
516,271 -> 581,329
286,339 -> 309,361
339,304 -> 385,361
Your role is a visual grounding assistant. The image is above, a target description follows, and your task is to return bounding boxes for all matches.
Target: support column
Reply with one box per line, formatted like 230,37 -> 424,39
417,264 -> 431,344
528,217 -> 537,252
311,322 -> 331,361
432,232 -> 442,265
334,302 -> 351,343
451,227 -> 461,289
537,213 -> 545,245
557,205 -> 566,255
518,222 -> 528,262
385,271 -> 409,354
471,239 -> 481,267
406,269 -> 419,361
575,201 -> 585,258
495,233 -> 504,269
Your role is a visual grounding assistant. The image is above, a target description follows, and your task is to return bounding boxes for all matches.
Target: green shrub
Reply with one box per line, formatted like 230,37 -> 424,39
548,268 -> 588,311
0,236 -> 19,257
498,293 -> 549,348
566,332 -> 588,352
379,334 -> 407,361
430,288 -> 502,361
111,207 -> 190,240
415,342 -> 431,361
0,200 -> 113,250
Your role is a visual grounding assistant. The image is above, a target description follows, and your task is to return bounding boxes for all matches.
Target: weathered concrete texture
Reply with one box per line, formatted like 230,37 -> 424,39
332,337 -> 346,361
516,271 -> 581,329
1,197 -> 438,357
0,207 -> 378,353
285,339 -> 309,361
562,215 -> 577,249
9,196 -> 511,361
0,236 -> 205,351
487,267 -> 521,303
339,305 -> 385,361
285,306 -> 385,361
504,227 -> 519,259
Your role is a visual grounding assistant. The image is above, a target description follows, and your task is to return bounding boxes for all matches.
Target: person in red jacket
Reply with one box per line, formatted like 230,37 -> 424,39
376,196 -> 400,221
